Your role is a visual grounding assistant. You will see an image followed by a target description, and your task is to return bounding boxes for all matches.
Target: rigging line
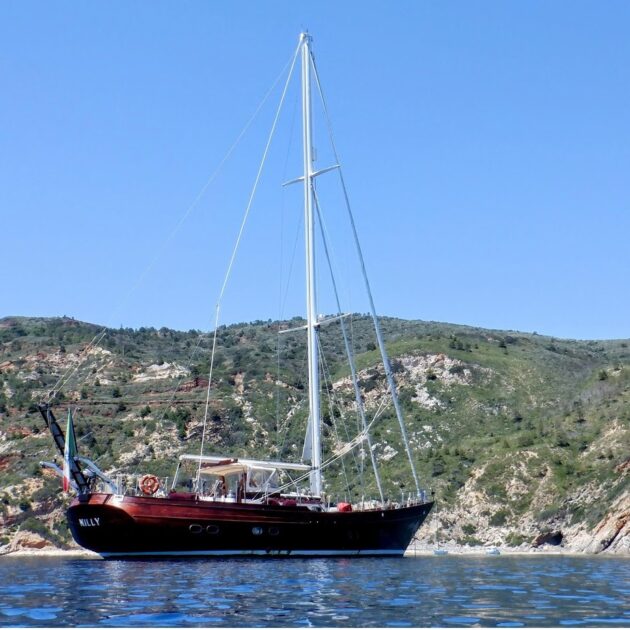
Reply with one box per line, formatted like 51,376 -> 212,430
319,354 -> 368,505
46,329 -> 108,404
275,327 -> 282,452
130,332 -> 214,479
369,387 -> 392,426
348,314 -> 366,502
195,40 -> 302,489
318,383 -> 391,468
60,397 -> 212,406
152,332 -> 210,429
317,342 -> 353,495
318,347 -> 352,445
311,56 -> 421,497
69,332 -> 213,480
276,310 -> 311,457
274,397 -> 389,498
274,212 -> 304,452
280,212 -> 304,319
45,54 -> 296,406
68,329 -> 189,414
196,306 -> 219,492
71,342 -> 111,399
319,369 -> 363,498
272,405 -> 387,498
275,340 -> 307,455
277,86 -> 301,320
275,94 -> 299,450
349,316 -> 367,493
317,340 -> 359,472
313,190 -> 385,503
276,351 -> 309,458
107,52 -> 299,332
216,43 -> 300,307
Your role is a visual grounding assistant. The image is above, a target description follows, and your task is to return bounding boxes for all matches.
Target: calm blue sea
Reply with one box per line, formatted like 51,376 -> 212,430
0,555 -> 628,627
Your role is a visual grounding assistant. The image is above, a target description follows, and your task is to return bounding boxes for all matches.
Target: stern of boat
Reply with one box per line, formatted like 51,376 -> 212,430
67,494 -> 136,554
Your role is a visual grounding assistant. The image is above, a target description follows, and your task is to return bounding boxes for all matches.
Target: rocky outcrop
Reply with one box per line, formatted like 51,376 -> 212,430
6,530 -> 54,552
415,456 -> 629,554
533,530 -> 563,547
580,495 -> 630,554
131,362 -> 189,383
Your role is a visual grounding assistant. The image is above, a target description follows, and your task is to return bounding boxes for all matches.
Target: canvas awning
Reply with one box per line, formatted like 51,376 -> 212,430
199,463 -> 247,477
180,453 -> 311,471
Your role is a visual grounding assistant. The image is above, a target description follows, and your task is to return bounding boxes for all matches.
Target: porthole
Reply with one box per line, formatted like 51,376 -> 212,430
269,527 -> 279,536
252,526 -> 263,536
189,523 -> 203,534
206,524 -> 220,535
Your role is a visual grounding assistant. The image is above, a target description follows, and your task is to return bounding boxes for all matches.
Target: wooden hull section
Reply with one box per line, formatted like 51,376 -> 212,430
68,494 -> 433,558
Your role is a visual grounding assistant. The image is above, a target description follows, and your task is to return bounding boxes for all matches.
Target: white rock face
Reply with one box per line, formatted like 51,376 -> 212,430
333,352 -> 489,412
132,362 -> 189,382
380,444 -> 398,462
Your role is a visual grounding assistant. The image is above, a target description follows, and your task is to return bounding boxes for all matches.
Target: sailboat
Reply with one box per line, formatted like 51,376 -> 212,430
39,33 -> 434,558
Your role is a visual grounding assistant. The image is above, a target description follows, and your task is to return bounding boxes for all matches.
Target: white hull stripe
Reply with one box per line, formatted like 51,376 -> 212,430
99,548 -> 405,558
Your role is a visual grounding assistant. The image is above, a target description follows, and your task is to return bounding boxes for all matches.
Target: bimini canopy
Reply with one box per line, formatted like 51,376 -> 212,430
179,454 -> 311,472
199,462 -> 247,477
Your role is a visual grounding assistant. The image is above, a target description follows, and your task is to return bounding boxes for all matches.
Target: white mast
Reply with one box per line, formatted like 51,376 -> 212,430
300,32 -> 322,497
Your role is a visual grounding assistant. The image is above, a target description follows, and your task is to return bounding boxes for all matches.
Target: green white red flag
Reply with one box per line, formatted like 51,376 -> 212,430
63,408 -> 77,492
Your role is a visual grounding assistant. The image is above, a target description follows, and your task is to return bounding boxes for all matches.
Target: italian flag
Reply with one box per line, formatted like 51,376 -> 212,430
63,408 -> 77,492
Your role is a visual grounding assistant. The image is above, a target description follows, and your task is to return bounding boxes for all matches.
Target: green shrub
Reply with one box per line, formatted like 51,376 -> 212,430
537,503 -> 563,521
20,516 -> 48,536
490,509 -> 509,526
516,433 -> 535,448
505,532 -> 528,547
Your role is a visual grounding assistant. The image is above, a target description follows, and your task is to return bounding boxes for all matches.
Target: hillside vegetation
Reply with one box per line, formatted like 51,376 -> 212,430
0,315 -> 628,553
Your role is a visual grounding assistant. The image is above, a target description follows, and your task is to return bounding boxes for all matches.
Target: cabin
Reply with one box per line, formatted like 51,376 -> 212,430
170,454 -> 311,504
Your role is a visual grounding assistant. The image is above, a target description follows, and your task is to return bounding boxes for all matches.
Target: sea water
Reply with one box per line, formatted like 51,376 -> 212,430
0,555 -> 628,627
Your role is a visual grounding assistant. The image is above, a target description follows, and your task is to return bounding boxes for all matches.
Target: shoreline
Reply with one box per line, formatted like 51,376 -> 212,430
0,546 -> 626,559
0,548 -> 101,559
404,541 -> 629,557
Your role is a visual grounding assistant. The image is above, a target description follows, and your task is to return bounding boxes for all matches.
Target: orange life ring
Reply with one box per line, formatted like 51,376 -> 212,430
139,474 -> 160,495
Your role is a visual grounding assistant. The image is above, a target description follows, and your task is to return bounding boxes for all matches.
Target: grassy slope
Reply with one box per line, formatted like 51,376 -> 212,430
0,315 -> 628,549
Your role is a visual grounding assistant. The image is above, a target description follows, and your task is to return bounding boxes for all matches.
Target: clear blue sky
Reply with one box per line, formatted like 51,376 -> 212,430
1,1 -> 628,340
